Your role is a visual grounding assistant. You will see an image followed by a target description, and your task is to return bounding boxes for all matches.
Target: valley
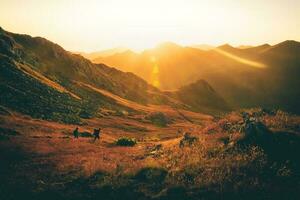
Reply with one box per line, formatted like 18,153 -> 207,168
1,27 -> 300,200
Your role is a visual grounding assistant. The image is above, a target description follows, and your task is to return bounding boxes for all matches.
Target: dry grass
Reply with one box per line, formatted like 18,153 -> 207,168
0,109 -> 299,199
18,63 -> 81,99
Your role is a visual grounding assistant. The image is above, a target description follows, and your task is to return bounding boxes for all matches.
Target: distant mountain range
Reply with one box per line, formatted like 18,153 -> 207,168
77,47 -> 130,60
0,28 -> 230,123
188,44 -> 215,51
91,41 -> 300,114
1,26 -> 299,121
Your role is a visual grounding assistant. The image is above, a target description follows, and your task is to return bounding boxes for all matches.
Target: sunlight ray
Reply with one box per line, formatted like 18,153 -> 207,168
214,48 -> 266,68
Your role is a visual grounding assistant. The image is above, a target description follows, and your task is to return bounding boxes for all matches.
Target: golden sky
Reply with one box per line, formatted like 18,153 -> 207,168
0,0 -> 299,52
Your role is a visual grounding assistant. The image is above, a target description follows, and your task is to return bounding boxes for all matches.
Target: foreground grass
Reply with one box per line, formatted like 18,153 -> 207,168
0,109 -> 300,200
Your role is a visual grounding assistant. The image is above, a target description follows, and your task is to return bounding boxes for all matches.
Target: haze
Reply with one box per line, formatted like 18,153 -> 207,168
0,0 -> 299,52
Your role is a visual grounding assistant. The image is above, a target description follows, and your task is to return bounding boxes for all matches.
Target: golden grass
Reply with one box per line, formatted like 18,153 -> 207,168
17,62 -> 81,99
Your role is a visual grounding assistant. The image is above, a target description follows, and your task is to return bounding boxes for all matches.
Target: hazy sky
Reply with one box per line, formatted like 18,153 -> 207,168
0,0 -> 299,52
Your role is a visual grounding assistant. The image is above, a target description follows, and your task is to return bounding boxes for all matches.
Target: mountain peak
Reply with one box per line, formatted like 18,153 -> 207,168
260,43 -> 271,48
189,44 -> 215,51
155,42 -> 182,50
263,40 -> 300,55
241,43 -> 271,53
79,47 -> 130,60
276,40 -> 300,47
217,44 -> 235,50
184,79 -> 215,93
176,79 -> 231,113
109,49 -> 138,58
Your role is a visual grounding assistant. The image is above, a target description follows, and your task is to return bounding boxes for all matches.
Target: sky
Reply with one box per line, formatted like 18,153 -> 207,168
0,0 -> 299,52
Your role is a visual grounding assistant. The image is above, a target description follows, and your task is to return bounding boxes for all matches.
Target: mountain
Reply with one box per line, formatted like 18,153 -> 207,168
217,44 -> 236,51
93,50 -> 139,72
169,80 -> 231,114
93,43 -> 214,89
216,43 -> 271,59
78,47 -> 129,60
245,44 -> 271,52
0,29 -> 164,104
0,28 -> 230,123
92,41 -> 300,114
260,40 -> 300,61
189,44 -> 215,51
237,45 -> 253,49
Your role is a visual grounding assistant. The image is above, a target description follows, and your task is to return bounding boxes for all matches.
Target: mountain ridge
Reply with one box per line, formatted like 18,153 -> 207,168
91,40 -> 300,114
0,28 -> 230,123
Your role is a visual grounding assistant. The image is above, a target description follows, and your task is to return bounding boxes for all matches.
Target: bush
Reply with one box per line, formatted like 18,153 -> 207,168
114,110 -> 129,117
179,132 -> 198,147
135,167 -> 168,183
80,131 -> 93,137
51,112 -> 81,124
0,106 -> 11,115
146,112 -> 170,127
0,127 -> 20,140
115,137 -> 137,146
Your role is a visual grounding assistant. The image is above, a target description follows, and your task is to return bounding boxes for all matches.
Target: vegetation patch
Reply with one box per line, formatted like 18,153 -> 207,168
0,106 -> 11,116
146,112 -> 171,127
113,124 -> 148,132
179,132 -> 198,147
115,137 -> 137,146
79,131 -> 93,137
0,127 -> 20,140
135,167 -> 168,183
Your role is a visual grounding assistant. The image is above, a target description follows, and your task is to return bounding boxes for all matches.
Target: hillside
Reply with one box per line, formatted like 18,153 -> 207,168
0,28 -> 230,123
167,80 -> 231,114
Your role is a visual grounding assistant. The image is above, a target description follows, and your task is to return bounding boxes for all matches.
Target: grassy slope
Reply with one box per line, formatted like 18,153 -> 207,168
0,28 -> 230,124
0,56 -> 84,124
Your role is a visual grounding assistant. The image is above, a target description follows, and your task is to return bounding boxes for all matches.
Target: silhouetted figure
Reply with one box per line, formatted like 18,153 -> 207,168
93,128 -> 101,141
73,127 -> 79,139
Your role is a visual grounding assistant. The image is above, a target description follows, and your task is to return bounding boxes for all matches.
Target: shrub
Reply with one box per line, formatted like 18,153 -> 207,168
80,131 -> 93,137
0,106 -> 11,115
114,110 -> 129,117
79,110 -> 93,119
179,132 -> 198,148
51,112 -> 81,124
135,167 -> 168,183
0,127 -> 20,140
146,112 -> 170,127
115,137 -> 137,146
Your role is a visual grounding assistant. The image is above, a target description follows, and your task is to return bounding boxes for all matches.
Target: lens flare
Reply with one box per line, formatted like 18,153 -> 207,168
214,48 -> 266,68
150,56 -> 160,87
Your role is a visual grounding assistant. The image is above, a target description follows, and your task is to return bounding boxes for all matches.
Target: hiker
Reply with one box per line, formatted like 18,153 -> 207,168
93,128 -> 101,141
73,127 -> 79,139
